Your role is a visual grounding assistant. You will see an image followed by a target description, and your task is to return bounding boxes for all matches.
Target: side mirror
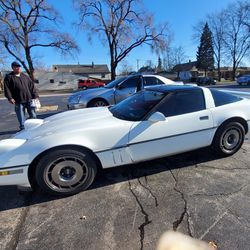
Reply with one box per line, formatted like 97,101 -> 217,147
116,84 -> 124,90
148,112 -> 166,123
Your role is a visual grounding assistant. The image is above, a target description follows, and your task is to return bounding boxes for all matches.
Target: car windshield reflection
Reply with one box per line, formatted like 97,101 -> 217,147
109,90 -> 165,121
104,77 -> 127,88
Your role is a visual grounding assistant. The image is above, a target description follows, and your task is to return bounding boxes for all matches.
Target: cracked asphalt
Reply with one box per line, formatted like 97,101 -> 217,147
0,92 -> 250,250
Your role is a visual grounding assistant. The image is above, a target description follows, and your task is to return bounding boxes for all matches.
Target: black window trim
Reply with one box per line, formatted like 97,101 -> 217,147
119,76 -> 140,89
144,88 -> 206,120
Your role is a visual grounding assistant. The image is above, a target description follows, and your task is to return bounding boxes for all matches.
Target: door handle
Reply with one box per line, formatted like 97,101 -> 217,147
199,116 -> 209,120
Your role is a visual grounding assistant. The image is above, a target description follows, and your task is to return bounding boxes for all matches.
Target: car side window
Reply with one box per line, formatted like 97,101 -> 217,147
144,77 -> 164,86
120,77 -> 141,88
210,89 -> 242,106
156,89 -> 205,117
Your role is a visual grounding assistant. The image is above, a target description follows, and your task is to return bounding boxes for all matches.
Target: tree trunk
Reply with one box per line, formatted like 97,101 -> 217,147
232,60 -> 236,80
217,60 -> 221,82
109,44 -> 116,80
111,64 -> 116,81
110,55 -> 117,81
25,47 -> 35,81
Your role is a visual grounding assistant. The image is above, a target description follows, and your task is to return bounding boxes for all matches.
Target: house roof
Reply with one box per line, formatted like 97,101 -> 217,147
173,61 -> 197,72
52,64 -> 110,74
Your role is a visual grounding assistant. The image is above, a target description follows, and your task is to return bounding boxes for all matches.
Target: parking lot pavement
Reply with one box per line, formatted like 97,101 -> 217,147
0,96 -> 250,250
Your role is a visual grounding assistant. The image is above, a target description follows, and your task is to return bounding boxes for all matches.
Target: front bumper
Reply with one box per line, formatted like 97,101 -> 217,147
67,103 -> 87,110
0,165 -> 30,187
0,138 -> 30,187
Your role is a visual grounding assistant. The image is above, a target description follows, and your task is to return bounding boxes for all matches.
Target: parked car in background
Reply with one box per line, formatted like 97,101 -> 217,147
237,75 -> 250,85
1,85 -> 250,196
196,77 -> 216,85
68,74 -> 179,109
78,79 -> 105,89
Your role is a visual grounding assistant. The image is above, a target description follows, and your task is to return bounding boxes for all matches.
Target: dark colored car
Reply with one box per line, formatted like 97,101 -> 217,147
196,77 -> 216,85
237,75 -> 250,85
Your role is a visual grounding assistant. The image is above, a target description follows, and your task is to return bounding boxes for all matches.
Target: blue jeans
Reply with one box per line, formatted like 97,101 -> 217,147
15,102 -> 36,130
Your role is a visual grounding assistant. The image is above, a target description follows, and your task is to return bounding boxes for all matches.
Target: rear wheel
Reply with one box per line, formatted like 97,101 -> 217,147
212,121 -> 245,156
88,99 -> 108,107
35,148 -> 97,196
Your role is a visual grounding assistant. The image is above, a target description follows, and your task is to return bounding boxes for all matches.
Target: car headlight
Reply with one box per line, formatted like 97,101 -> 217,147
69,94 -> 82,104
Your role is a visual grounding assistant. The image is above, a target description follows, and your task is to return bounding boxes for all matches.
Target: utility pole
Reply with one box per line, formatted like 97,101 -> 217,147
137,59 -> 140,72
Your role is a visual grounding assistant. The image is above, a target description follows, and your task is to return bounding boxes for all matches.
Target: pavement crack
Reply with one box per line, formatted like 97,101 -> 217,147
9,192 -> 33,250
169,170 -> 193,236
128,179 -> 152,250
196,164 -> 250,171
192,184 -> 248,197
138,177 -> 158,207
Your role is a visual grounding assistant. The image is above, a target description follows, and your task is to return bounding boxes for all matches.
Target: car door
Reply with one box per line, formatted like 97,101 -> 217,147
128,89 -> 214,162
114,76 -> 142,103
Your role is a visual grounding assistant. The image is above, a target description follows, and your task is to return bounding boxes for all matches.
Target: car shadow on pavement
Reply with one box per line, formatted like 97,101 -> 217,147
91,147 -> 221,190
37,112 -> 60,119
0,130 -> 19,139
0,130 -> 19,136
0,147 -> 224,212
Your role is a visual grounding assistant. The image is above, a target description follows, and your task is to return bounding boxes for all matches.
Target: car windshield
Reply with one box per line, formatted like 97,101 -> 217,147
104,77 -> 127,88
109,89 -> 165,121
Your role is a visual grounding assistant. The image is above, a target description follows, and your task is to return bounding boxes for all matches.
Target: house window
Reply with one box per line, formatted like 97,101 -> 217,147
101,74 -> 105,78
50,79 -> 54,83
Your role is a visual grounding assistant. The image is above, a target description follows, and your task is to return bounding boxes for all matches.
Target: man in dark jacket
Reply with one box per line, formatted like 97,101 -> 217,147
4,61 -> 39,130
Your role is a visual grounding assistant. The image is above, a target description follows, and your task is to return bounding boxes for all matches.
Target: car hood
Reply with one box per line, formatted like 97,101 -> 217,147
70,87 -> 113,99
14,107 -> 120,140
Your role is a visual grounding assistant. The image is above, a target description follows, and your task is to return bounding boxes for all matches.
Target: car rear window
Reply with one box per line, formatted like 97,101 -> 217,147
210,89 -> 243,107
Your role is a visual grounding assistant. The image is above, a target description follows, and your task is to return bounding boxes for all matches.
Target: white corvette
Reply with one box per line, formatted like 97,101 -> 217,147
0,85 -> 250,196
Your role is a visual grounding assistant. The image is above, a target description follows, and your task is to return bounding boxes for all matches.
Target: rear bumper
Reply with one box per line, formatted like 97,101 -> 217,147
237,81 -> 249,85
0,165 -> 30,187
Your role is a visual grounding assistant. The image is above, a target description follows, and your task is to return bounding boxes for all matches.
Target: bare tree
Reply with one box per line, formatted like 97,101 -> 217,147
74,0 -> 170,80
0,0 -> 78,80
207,11 -> 226,81
163,46 -> 187,70
119,60 -> 134,75
223,0 -> 250,79
242,1 -> 250,30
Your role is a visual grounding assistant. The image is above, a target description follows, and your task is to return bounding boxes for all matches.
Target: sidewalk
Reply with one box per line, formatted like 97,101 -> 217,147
0,89 -> 74,99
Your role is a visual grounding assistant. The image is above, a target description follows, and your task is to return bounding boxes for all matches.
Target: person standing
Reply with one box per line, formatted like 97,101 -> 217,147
4,61 -> 39,130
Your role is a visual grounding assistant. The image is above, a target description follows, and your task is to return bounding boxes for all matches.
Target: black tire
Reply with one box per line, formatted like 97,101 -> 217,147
88,99 -> 108,107
212,121 -> 245,156
35,148 -> 97,196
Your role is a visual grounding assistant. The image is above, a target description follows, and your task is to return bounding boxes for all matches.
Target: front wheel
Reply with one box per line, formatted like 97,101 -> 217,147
212,122 -> 245,156
88,99 -> 108,107
35,148 -> 97,196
